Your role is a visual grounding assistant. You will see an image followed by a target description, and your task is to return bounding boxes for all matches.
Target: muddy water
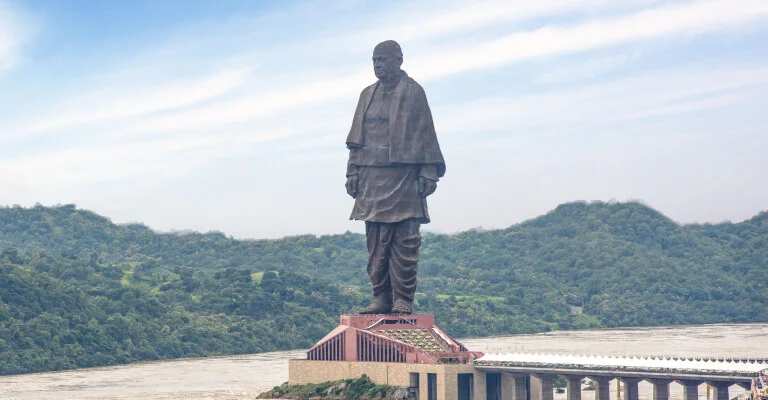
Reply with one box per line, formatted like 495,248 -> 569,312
0,323 -> 765,399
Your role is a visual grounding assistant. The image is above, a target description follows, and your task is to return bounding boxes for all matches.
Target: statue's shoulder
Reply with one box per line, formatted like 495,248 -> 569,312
404,75 -> 422,87
400,73 -> 425,93
360,81 -> 378,97
402,76 -> 428,100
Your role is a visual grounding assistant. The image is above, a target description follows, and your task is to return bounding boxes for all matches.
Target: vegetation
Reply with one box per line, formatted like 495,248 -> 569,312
258,375 -> 405,399
0,247 -> 363,375
0,201 -> 766,375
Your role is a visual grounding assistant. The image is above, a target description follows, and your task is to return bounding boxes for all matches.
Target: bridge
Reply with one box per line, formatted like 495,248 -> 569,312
291,315 -> 767,400
475,353 -> 766,400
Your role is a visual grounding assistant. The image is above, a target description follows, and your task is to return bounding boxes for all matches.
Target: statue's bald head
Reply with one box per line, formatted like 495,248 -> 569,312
374,40 -> 403,59
372,40 -> 403,82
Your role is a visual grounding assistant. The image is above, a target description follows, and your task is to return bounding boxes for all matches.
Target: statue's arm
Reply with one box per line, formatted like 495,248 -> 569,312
346,87 -> 371,199
418,165 -> 438,197
419,165 -> 438,181
345,149 -> 359,198
347,149 -> 359,177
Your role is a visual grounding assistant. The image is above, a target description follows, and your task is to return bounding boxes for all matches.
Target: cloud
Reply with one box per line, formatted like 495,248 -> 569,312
24,67 -> 253,135
2,0 -> 768,237
331,0 -> 664,51
536,50 -> 644,84
5,63 -> 765,194
81,0 -> 768,137
410,0 -> 768,80
4,0 -> 767,144
120,70 -> 369,137
0,2 -> 32,73
438,65 -> 768,139
5,0 -> 768,175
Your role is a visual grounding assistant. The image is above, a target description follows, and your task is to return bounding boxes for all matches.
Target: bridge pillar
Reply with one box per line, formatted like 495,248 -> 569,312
649,379 -> 671,400
474,370 -> 487,400
531,374 -> 554,400
678,380 -> 701,400
501,373 -> 528,400
419,373 -> 429,400
619,378 -> 641,400
565,375 -> 584,400
706,382 -> 730,400
588,377 -> 611,400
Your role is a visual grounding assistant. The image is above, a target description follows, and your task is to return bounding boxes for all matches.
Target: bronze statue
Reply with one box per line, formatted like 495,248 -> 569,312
345,40 -> 446,315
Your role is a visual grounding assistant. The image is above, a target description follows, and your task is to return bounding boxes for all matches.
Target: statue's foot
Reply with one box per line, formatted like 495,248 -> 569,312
359,293 -> 393,314
391,299 -> 413,315
359,302 -> 392,314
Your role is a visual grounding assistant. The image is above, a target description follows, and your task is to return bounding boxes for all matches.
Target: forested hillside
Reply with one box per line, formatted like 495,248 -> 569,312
0,201 -> 766,375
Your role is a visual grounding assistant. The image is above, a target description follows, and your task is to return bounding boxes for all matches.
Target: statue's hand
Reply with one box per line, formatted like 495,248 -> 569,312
418,178 -> 437,197
345,175 -> 359,198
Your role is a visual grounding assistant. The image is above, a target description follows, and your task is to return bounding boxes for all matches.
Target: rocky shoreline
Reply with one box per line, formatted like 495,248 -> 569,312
257,375 -> 409,400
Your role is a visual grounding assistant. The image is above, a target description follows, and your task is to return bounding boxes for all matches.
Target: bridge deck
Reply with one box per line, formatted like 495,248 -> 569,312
476,353 -> 767,382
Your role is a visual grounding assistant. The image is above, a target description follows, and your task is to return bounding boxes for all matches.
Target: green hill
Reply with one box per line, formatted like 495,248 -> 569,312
0,201 -> 766,375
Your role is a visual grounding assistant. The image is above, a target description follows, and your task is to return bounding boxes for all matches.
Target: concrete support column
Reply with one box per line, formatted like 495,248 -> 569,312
474,370 -> 488,400
565,376 -> 584,400
531,374 -> 554,400
501,373 -> 528,400
707,382 -> 730,400
512,375 -> 528,400
502,373 -> 516,400
441,371 -> 458,400
678,380 -> 702,400
420,373 -> 429,400
530,375 -> 542,400
620,378 -> 641,400
649,379 -> 671,400
588,377 -> 611,400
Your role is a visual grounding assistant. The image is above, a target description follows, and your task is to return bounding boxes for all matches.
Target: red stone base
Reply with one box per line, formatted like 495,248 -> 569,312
306,314 -> 481,364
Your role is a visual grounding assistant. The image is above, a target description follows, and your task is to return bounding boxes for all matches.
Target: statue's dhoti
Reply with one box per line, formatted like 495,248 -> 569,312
365,219 -> 420,304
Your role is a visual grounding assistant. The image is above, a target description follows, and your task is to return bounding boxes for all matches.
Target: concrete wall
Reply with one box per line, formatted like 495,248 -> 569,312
289,360 -> 475,400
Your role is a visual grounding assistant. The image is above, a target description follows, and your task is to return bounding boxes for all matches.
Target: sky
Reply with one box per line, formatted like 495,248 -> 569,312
0,0 -> 767,239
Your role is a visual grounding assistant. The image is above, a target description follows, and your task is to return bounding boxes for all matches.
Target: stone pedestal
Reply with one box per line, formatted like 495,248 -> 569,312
290,314 -> 482,400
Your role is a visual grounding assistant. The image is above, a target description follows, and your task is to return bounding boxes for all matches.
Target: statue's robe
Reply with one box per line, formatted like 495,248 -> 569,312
345,71 -> 445,306
346,71 -> 446,224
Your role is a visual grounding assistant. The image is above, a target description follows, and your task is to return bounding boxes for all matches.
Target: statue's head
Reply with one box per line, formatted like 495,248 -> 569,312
372,40 -> 403,81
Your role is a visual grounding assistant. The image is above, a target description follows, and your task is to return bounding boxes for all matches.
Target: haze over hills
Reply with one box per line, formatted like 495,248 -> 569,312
0,201 -> 766,375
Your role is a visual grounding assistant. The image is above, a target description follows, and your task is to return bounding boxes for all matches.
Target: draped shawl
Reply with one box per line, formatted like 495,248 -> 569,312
346,71 -> 446,178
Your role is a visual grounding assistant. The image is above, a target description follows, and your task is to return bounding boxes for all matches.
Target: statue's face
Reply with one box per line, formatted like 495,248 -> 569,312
372,49 -> 401,81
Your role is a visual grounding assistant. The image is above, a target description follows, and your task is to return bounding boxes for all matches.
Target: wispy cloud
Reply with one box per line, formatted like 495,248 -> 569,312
439,65 -> 768,137
1,0 -> 767,236
0,2 -> 32,73
31,0 -> 766,141
536,50 -> 644,84
411,0 -> 768,79
26,67 -> 253,135
333,0 -> 664,51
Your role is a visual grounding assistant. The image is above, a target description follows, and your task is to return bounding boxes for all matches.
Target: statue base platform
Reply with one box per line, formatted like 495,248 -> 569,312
304,313 -> 481,364
289,314 -> 483,398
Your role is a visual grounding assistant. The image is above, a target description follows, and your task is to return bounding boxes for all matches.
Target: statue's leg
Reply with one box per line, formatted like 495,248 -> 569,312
360,221 -> 393,314
389,219 -> 421,314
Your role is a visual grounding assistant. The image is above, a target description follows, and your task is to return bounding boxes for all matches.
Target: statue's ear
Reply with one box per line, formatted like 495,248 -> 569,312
397,56 -> 403,66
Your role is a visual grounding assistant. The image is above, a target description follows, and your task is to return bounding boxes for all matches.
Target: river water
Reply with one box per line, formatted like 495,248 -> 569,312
1,323 -> 765,400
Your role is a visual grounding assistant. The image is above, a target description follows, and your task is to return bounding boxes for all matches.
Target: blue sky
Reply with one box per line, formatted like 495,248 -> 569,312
1,0 -> 767,239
